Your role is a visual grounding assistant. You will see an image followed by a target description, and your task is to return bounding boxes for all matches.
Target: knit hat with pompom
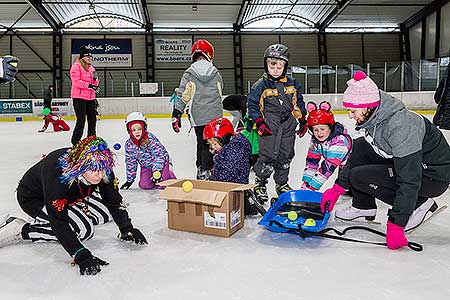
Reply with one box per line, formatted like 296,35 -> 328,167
342,71 -> 380,108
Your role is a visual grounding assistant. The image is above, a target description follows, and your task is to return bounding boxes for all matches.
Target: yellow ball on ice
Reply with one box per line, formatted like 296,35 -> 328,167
287,210 -> 298,221
304,218 -> 316,227
182,180 -> 193,193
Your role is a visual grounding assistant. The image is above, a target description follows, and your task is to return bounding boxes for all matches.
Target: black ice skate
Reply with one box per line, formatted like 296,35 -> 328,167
275,183 -> 293,196
245,190 -> 266,216
254,177 -> 269,204
196,168 -> 211,180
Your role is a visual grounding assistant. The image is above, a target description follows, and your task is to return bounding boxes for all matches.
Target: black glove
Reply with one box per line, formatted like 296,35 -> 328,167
74,248 -> 109,276
118,228 -> 148,245
0,56 -> 19,83
120,181 -> 133,190
171,109 -> 182,133
88,83 -> 101,94
93,71 -> 99,82
296,119 -> 307,138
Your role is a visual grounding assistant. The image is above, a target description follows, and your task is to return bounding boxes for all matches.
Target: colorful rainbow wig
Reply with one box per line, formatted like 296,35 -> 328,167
59,136 -> 115,184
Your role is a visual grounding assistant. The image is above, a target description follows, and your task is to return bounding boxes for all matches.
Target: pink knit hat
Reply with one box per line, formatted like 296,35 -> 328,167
343,71 -> 380,108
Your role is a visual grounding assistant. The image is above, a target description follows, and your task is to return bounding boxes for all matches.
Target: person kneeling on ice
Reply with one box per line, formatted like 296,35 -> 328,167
320,71 -> 450,250
0,136 -> 147,275
38,108 -> 70,132
300,101 -> 352,192
204,117 -> 265,216
121,112 -> 176,190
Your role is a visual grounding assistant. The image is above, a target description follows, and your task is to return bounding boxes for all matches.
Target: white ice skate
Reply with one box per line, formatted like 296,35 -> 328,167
335,205 -> 377,222
0,216 -> 26,248
405,199 -> 446,232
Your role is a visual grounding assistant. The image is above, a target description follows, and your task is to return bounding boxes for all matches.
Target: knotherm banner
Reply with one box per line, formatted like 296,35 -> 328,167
71,39 -> 132,67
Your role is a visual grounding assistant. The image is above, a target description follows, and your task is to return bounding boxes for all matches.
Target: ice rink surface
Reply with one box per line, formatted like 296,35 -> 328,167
0,115 -> 450,300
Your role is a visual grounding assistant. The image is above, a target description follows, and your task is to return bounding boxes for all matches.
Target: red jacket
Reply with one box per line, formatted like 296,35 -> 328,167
70,59 -> 99,100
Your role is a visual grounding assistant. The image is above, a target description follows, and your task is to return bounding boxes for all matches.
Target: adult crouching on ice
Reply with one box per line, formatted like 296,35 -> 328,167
70,46 -> 100,146
320,71 -> 450,250
0,136 -> 147,276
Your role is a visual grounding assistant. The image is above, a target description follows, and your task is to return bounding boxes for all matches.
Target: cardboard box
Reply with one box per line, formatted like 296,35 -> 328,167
159,179 -> 254,237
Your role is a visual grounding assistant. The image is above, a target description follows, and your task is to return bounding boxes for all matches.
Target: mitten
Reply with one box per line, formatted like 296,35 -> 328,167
320,183 -> 345,213
152,170 -> 162,183
0,56 -> 19,83
120,181 -> 133,190
118,228 -> 148,245
300,181 -> 316,191
88,84 -> 101,94
74,248 -> 109,276
171,109 -> 182,133
255,117 -> 273,136
296,119 -> 307,138
386,221 -> 408,250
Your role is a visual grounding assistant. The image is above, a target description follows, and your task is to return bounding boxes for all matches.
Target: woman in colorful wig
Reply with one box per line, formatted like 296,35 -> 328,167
0,136 -> 147,276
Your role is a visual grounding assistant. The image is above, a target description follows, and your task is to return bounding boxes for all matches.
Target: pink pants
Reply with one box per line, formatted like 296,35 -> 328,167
139,162 -> 176,190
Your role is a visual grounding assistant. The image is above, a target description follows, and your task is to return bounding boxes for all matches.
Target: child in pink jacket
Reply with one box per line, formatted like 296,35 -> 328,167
70,46 -> 100,146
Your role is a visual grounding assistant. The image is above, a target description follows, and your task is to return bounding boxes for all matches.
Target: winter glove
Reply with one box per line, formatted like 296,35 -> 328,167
296,119 -> 308,138
171,109 -> 182,133
118,228 -> 148,245
255,117 -> 273,136
386,221 -> 409,250
152,170 -> 162,183
74,248 -> 109,276
120,181 -> 133,190
93,71 -> 99,82
300,181 -> 316,191
320,183 -> 345,213
88,83 -> 101,94
181,81 -> 196,104
0,56 -> 19,83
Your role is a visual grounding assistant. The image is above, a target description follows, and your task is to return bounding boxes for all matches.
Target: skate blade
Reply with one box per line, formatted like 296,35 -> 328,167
406,205 -> 448,234
334,217 -> 381,226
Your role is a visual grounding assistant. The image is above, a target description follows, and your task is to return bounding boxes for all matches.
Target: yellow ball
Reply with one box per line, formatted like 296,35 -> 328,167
182,180 -> 193,193
287,210 -> 298,221
153,170 -> 161,180
304,218 -> 316,227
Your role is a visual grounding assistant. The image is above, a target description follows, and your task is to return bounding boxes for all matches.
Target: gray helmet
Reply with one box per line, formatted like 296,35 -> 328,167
264,44 -> 290,79
264,44 -> 290,63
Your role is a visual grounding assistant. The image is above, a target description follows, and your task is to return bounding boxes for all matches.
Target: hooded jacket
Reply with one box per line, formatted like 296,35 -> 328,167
70,59 -> 99,100
342,92 -> 450,226
175,59 -> 223,126
302,122 -> 352,191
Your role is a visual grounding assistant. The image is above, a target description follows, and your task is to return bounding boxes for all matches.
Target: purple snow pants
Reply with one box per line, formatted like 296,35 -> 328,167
139,162 -> 176,190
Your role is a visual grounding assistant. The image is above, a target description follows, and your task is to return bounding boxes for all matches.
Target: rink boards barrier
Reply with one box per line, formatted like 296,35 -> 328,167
0,92 -> 437,121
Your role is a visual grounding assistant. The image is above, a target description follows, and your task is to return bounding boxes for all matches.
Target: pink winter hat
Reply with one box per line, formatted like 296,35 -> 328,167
343,71 -> 380,108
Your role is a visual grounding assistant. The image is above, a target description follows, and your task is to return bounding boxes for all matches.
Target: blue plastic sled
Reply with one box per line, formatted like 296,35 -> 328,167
258,190 -> 330,234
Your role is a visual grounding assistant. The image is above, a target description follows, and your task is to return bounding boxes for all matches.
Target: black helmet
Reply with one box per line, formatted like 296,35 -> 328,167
264,44 -> 290,63
264,44 -> 290,79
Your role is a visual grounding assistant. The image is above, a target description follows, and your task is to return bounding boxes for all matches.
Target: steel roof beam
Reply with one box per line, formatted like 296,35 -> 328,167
27,0 -> 60,30
317,0 -> 352,32
139,0 -> 152,31
402,0 -> 450,29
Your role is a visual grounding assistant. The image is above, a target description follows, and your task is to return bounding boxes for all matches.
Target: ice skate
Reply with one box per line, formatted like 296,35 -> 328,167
0,216 -> 26,248
254,177 -> 269,204
405,199 -> 445,233
335,205 -> 377,222
196,168 -> 211,180
245,190 -> 266,216
275,183 -> 292,196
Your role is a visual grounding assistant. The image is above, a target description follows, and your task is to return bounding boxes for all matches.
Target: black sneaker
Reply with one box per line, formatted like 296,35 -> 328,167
275,183 -> 292,196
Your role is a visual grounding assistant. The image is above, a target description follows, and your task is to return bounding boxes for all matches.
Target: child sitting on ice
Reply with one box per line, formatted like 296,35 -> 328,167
203,117 -> 265,216
120,112 -> 176,190
38,108 -> 70,132
300,101 -> 352,192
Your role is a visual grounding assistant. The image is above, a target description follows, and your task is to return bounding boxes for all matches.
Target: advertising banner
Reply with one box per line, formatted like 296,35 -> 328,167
71,39 -> 132,67
33,98 -> 74,116
0,100 -> 33,114
155,38 -> 192,62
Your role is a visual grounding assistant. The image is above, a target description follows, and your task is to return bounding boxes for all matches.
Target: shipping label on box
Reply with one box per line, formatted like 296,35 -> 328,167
204,212 -> 227,229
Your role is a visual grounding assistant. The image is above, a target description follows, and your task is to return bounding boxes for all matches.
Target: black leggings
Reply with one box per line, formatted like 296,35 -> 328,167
194,125 -> 213,171
71,98 -> 97,146
348,138 -> 449,210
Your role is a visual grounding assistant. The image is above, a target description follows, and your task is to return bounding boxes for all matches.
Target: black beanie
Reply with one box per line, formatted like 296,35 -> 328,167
79,46 -> 92,59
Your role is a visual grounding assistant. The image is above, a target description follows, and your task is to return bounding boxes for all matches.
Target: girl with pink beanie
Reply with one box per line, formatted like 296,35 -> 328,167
320,71 -> 450,250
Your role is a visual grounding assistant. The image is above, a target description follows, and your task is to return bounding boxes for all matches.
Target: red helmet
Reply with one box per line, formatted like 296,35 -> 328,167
203,118 -> 235,140
306,101 -> 335,127
192,39 -> 214,61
